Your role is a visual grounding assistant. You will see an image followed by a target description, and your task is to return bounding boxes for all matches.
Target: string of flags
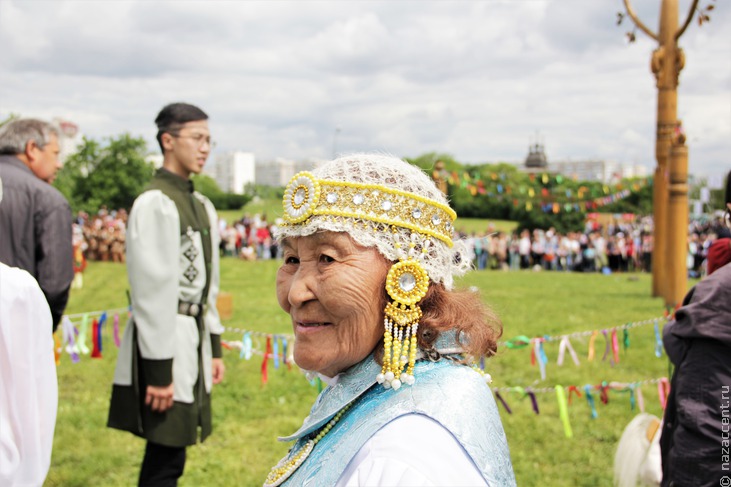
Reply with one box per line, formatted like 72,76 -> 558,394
445,170 -> 651,213
500,316 -> 668,380
55,308 -> 667,380
491,377 -> 670,438
56,313 -> 121,363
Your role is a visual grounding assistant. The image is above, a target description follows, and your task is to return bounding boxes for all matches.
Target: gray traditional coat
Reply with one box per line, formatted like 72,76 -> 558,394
108,169 -> 223,447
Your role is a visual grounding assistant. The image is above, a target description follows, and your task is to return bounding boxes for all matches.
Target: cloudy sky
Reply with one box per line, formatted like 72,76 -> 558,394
1,0 -> 729,180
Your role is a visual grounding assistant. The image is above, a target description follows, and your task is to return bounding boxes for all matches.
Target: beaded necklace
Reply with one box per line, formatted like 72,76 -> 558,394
263,400 -> 355,487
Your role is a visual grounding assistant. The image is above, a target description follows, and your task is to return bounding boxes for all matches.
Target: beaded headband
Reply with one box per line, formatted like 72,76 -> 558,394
281,171 -> 456,247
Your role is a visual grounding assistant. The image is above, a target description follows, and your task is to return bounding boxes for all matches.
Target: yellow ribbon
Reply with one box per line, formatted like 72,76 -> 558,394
587,330 -> 598,362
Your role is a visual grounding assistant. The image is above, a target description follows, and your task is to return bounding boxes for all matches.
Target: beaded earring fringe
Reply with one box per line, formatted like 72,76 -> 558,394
377,257 -> 429,390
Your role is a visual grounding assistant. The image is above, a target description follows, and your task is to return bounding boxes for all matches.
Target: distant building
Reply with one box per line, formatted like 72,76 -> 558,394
549,159 -> 648,183
520,140 -> 648,183
53,118 -> 83,163
524,142 -> 548,169
254,157 -> 324,187
206,151 -> 256,194
549,159 -> 612,182
256,157 -> 296,187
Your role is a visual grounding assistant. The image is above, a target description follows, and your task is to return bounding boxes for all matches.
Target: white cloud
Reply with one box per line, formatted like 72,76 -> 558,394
0,0 -> 728,180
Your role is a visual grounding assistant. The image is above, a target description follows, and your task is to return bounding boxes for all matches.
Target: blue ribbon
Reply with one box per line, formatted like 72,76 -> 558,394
273,336 -> 280,369
628,384 -> 636,411
537,338 -> 549,380
539,335 -> 550,364
241,332 -> 252,360
584,384 -> 598,419
654,320 -> 663,358
97,312 -> 107,352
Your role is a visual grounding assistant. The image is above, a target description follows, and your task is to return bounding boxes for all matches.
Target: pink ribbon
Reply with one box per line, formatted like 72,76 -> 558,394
658,378 -> 670,410
611,329 -> 620,364
113,314 -> 121,347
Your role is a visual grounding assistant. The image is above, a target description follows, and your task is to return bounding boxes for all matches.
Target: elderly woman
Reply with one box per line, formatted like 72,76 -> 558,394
265,154 -> 515,487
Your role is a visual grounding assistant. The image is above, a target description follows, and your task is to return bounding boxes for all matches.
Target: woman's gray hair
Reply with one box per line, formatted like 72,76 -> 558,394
0,119 -> 59,155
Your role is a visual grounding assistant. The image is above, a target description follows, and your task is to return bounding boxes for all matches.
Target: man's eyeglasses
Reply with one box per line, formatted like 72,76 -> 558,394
171,133 -> 216,149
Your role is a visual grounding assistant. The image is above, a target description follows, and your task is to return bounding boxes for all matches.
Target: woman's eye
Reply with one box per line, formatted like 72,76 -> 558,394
284,256 -> 299,265
319,254 -> 335,263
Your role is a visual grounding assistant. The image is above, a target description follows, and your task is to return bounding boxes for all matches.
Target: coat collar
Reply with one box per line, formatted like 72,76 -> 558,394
279,329 -> 464,443
0,154 -> 32,176
156,167 -> 194,194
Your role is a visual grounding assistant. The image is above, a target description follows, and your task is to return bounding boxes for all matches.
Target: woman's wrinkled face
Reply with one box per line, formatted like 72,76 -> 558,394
276,232 -> 389,377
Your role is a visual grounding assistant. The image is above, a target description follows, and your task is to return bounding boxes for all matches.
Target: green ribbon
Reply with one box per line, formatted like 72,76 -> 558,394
555,385 -> 573,438
504,335 -> 531,349
76,313 -> 91,355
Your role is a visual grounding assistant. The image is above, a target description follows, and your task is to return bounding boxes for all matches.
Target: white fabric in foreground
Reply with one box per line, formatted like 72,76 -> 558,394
0,263 -> 57,486
337,413 -> 487,487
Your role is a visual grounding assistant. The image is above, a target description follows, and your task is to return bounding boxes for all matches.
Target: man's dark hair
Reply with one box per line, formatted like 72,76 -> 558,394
154,102 -> 208,152
725,170 -> 731,206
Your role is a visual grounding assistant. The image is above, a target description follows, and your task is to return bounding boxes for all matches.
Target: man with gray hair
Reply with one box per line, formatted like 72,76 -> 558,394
0,118 -> 73,331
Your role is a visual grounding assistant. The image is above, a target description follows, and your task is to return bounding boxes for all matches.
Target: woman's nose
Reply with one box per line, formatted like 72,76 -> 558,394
288,266 -> 316,307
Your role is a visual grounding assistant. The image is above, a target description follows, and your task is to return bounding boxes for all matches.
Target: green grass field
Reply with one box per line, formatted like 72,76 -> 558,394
46,259 -> 675,486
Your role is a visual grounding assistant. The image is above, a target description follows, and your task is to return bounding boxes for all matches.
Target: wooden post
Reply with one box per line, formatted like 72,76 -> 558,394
652,136 -> 670,299
668,127 -> 689,305
651,0 -> 682,301
622,0 -> 696,301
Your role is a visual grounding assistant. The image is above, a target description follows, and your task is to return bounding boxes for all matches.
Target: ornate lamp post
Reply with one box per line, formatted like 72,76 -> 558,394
620,0 -> 710,305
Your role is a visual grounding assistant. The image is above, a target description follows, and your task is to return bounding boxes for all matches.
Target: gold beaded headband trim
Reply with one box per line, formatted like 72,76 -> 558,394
282,172 -> 456,247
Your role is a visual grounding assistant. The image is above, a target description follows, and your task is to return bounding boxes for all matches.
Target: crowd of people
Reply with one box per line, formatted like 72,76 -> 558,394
218,214 -> 280,261
73,209 -> 279,264
458,214 -> 728,278
67,203 -> 729,292
73,208 -> 128,263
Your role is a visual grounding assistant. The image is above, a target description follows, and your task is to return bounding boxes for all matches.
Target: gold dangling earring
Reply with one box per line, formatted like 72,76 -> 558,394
377,258 -> 429,390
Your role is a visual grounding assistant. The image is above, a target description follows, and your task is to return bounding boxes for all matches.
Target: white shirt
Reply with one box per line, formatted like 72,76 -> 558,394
336,414 -> 487,487
0,263 -> 57,486
313,373 -> 486,487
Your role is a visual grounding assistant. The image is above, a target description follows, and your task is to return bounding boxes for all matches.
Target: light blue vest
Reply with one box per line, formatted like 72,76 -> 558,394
276,352 -> 516,486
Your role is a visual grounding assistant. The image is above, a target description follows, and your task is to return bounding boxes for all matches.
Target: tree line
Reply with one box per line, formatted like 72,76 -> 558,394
53,135 -> 249,214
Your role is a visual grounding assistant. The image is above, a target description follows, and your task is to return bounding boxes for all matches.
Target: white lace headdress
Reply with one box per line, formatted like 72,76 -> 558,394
275,153 -> 470,290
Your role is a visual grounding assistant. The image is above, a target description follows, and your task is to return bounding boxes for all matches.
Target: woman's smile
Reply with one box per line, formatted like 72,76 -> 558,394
295,321 -> 334,333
